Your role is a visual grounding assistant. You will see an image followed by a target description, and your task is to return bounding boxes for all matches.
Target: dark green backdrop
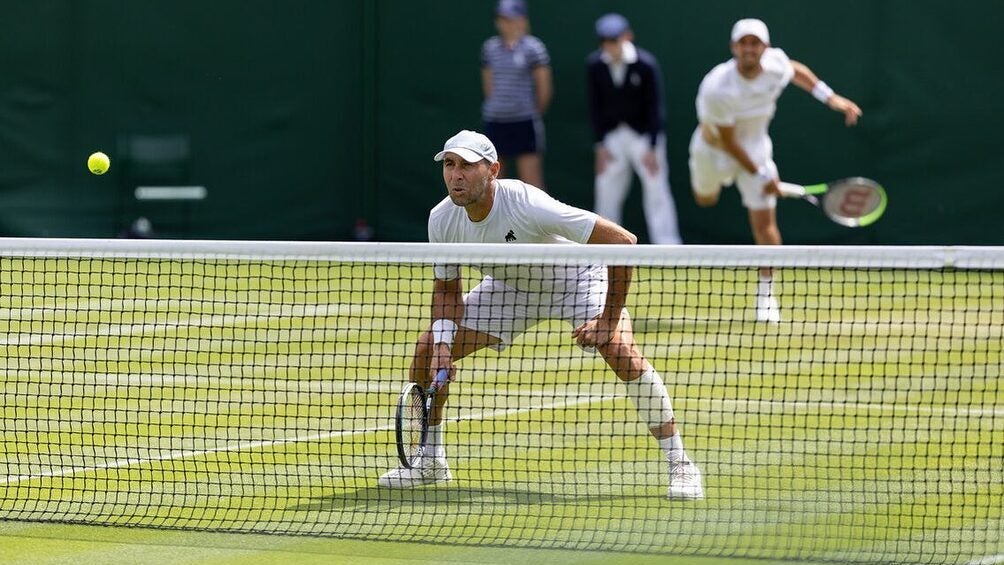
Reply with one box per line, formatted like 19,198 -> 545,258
1,0 -> 1000,244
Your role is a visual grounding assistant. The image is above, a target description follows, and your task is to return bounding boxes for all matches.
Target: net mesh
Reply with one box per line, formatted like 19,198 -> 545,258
0,239 -> 1001,563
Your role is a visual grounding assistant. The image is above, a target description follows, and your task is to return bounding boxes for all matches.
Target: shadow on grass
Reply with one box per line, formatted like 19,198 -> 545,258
289,484 -> 659,512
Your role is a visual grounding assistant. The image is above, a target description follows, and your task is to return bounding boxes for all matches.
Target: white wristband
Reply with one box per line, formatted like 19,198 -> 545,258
756,165 -> 773,185
431,319 -> 458,347
812,81 -> 834,103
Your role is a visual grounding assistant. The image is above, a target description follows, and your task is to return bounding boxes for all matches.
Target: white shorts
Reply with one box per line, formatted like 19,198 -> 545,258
688,128 -> 778,211
461,273 -> 619,352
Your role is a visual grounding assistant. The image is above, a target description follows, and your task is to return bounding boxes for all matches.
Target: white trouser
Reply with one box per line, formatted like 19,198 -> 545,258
595,124 -> 682,244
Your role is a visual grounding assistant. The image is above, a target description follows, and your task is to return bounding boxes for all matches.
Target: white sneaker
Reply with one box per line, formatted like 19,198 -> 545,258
755,294 -> 781,323
667,460 -> 705,500
377,456 -> 452,488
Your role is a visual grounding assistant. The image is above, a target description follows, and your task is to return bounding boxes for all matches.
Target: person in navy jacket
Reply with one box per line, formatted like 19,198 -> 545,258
586,13 -> 681,244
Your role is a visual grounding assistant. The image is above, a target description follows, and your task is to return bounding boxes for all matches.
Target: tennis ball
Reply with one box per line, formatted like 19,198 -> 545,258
87,151 -> 110,175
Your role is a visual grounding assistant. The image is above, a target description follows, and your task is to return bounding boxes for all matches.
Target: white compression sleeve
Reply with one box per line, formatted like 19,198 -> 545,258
623,367 -> 675,429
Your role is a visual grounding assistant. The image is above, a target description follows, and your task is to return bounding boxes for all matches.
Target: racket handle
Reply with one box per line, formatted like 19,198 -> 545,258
430,368 -> 449,392
777,182 -> 806,198
778,182 -> 821,206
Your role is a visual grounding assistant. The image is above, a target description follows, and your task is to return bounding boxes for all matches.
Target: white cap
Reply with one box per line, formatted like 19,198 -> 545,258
731,18 -> 770,44
433,130 -> 498,164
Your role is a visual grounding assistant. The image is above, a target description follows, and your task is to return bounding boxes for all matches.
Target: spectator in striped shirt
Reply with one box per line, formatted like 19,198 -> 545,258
481,0 -> 553,189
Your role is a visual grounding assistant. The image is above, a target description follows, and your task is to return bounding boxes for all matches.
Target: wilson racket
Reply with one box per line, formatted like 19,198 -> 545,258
779,177 -> 887,227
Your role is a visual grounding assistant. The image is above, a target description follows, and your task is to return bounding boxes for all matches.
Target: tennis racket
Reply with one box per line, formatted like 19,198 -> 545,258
395,368 -> 449,469
778,177 -> 888,227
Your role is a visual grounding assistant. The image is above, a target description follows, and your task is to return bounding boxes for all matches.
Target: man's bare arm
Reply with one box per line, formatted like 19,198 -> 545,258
532,65 -> 553,114
791,60 -> 862,126
587,217 -> 637,322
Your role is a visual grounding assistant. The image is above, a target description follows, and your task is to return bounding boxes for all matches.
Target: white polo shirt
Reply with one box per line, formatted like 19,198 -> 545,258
696,47 -> 794,146
428,179 -> 600,292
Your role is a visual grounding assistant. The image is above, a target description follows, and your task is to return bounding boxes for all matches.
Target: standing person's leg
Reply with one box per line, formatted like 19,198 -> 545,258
483,120 -> 509,178
595,126 -> 635,225
515,154 -> 544,189
630,133 -> 682,244
514,117 -> 546,189
737,159 -> 782,323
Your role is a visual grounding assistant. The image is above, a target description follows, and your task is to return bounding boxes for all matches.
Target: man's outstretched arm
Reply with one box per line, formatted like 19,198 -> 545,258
791,59 -> 862,126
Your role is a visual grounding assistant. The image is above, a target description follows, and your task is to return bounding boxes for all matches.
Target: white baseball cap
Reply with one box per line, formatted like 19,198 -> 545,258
731,18 -> 770,44
433,130 -> 498,164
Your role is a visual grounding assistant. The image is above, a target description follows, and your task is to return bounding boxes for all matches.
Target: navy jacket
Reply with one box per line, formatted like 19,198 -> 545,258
585,47 -> 665,147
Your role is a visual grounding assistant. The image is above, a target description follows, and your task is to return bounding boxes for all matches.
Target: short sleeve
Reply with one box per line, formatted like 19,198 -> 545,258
762,48 -> 794,87
428,211 -> 460,280
525,188 -> 597,244
525,36 -> 550,67
699,92 -> 735,126
480,39 -> 492,67
433,264 -> 460,281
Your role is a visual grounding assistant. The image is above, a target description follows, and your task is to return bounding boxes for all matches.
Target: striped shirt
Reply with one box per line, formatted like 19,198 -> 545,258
481,35 -> 550,122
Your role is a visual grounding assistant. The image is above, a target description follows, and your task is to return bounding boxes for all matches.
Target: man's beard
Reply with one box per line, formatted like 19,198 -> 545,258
449,178 -> 488,206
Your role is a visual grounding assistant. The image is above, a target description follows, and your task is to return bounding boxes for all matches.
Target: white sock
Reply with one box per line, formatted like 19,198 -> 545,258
427,424 -> 445,459
658,433 -> 689,463
757,275 -> 774,298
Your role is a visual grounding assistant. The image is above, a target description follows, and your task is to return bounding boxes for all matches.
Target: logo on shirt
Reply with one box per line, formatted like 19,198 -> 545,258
505,230 -> 517,242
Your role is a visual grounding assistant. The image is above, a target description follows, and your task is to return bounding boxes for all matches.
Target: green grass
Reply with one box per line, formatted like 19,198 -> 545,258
1,260 -> 1002,564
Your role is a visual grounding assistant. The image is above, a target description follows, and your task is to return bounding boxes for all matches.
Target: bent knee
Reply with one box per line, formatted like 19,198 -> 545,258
599,342 -> 649,380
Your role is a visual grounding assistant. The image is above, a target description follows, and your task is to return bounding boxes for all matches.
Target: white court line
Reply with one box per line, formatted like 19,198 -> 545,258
0,393 -> 620,486
967,555 -> 1004,565
6,370 -> 1001,418
687,397 -> 1004,418
6,367 -> 1002,417
3,303 -> 1000,480
0,302 -> 366,347
3,391 -> 1000,486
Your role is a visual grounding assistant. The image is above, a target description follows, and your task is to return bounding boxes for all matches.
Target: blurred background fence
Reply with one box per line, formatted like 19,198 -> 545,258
0,0 -> 1001,244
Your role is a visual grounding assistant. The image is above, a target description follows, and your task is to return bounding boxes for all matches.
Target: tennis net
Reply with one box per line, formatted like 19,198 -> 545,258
0,238 -> 1000,563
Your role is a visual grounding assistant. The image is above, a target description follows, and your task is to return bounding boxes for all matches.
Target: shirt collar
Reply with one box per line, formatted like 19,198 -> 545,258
600,41 -> 638,66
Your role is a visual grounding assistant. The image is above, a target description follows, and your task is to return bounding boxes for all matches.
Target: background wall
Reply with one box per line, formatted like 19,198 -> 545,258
0,0 -> 1001,244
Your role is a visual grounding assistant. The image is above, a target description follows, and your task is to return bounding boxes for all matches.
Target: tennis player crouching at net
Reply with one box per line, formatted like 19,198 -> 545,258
377,130 -> 704,500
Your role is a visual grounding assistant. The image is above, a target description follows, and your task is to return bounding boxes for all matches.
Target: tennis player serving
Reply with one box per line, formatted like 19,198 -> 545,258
689,18 -> 862,323
377,130 -> 704,500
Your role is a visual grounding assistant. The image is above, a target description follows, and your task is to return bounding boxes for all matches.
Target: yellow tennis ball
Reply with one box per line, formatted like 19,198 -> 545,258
87,151 -> 110,175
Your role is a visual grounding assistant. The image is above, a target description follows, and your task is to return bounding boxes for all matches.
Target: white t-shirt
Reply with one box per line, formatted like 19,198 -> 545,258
696,47 -> 794,146
428,179 -> 600,292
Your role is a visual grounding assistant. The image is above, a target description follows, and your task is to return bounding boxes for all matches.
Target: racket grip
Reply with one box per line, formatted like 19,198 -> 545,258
777,182 -> 806,198
431,368 -> 449,391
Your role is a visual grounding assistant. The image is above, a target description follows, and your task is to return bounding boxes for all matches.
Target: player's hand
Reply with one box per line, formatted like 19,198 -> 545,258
763,178 -> 781,196
642,150 -> 659,176
595,147 -> 612,175
828,94 -> 862,126
430,343 -> 456,384
572,316 -> 618,348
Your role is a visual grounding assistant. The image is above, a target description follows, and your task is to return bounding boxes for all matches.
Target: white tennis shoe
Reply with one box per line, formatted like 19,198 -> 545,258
377,456 -> 452,488
667,460 -> 705,500
756,294 -> 781,323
